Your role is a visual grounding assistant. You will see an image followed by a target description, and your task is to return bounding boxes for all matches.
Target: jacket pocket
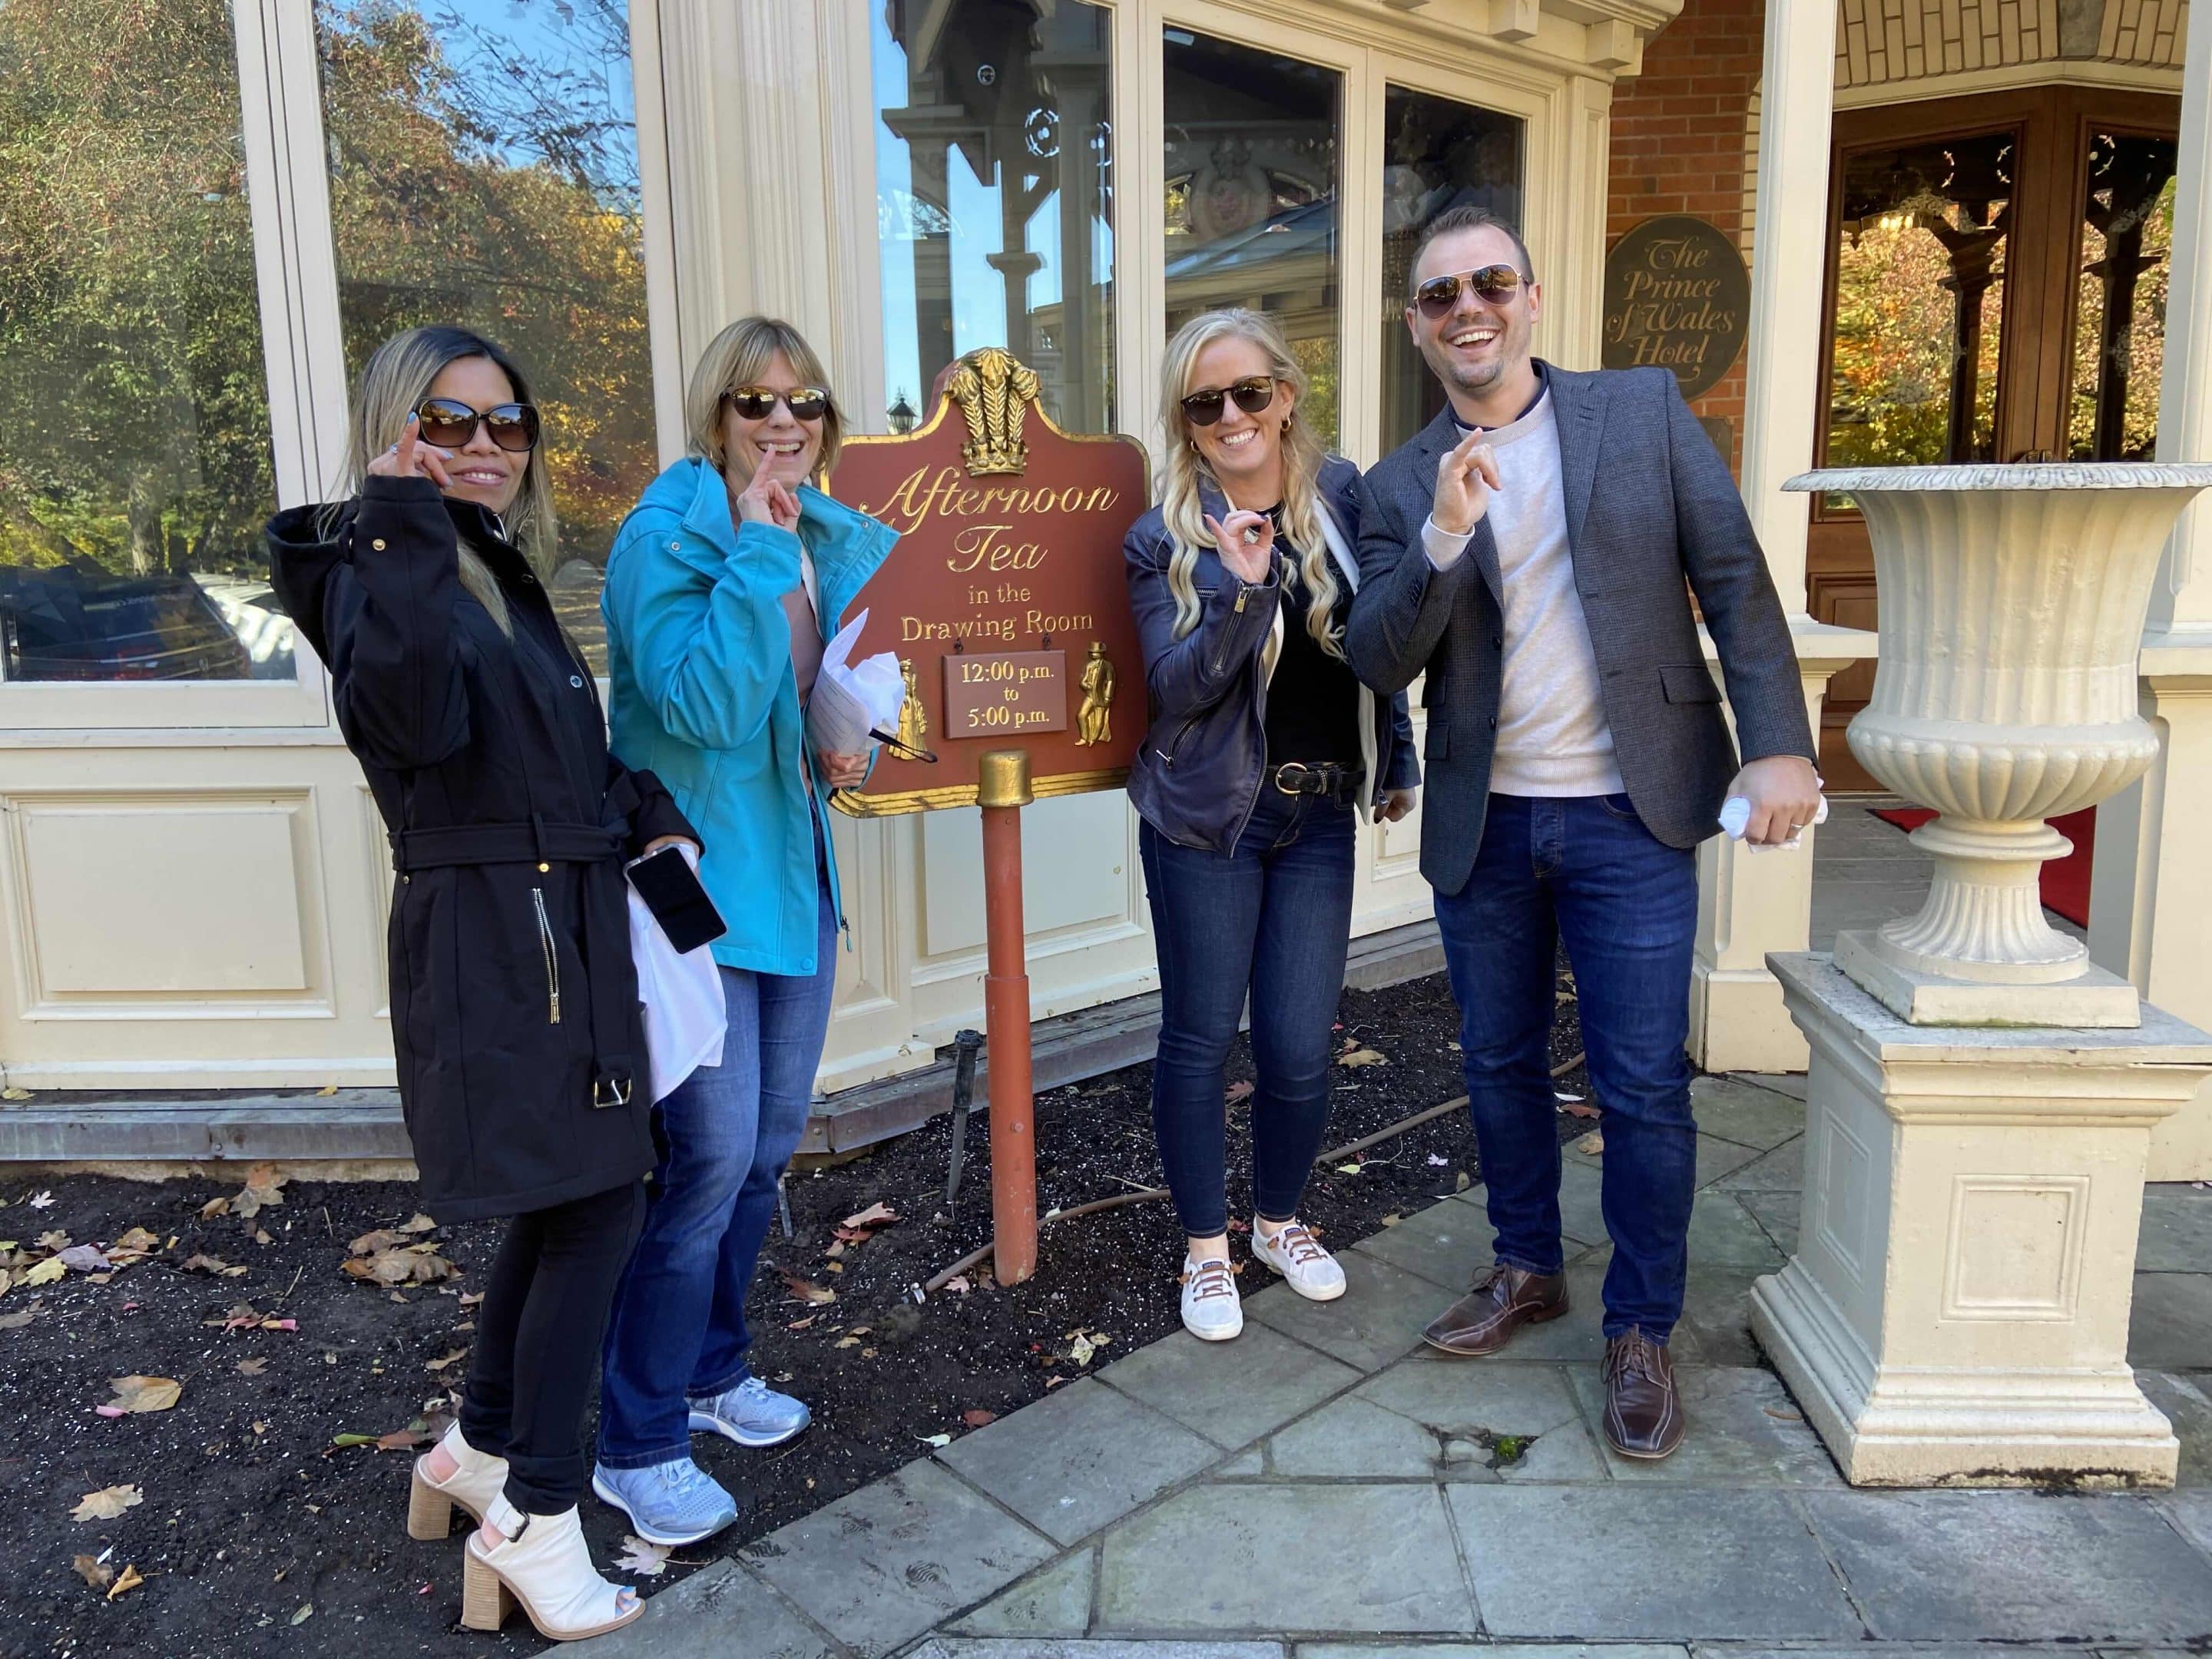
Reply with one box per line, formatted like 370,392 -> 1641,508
530,887 -> 561,1025
1659,663 -> 1723,704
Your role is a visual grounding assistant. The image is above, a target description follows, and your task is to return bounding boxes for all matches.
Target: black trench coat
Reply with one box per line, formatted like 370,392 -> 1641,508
269,476 -> 696,1223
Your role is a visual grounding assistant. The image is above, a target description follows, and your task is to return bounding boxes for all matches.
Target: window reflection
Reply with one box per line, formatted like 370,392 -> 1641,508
1163,34 -> 1341,445
2071,132 -> 2176,462
0,0 -> 288,682
1381,87 -> 1523,454
873,0 -> 1114,436
1825,131 -> 2013,495
315,0 -> 655,673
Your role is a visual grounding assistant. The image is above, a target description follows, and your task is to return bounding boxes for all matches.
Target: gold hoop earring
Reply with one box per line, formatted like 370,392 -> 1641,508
1280,417 -> 1291,433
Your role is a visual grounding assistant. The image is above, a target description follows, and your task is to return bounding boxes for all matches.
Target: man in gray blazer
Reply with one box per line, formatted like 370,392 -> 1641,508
1345,207 -> 1818,1459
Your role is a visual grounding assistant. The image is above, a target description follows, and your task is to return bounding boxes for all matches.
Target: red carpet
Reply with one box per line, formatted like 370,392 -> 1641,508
1870,806 -> 2095,927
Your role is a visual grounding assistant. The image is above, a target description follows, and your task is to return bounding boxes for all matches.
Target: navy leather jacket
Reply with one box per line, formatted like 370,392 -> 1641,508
1122,455 -> 1419,853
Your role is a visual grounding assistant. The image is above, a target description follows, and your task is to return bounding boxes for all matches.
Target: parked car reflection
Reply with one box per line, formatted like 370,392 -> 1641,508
0,563 -> 293,681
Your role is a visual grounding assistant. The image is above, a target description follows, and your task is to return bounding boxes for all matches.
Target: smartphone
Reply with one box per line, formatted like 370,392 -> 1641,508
626,847 -> 727,955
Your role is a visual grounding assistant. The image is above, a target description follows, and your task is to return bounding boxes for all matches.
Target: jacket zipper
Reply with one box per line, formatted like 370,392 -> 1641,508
531,888 -> 561,1025
1206,583 -> 1253,680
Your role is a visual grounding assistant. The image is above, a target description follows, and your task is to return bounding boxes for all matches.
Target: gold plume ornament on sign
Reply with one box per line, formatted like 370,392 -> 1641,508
946,347 -> 1043,477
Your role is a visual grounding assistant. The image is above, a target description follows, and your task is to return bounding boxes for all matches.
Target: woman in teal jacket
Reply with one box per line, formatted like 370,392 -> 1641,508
594,317 -> 894,1545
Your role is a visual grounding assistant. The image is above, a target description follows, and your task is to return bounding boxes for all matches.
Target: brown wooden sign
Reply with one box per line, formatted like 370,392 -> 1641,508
1601,214 -> 1751,399
826,348 -> 1147,816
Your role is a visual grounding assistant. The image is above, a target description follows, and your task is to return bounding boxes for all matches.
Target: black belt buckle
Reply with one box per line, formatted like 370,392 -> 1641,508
593,1075 -> 634,1109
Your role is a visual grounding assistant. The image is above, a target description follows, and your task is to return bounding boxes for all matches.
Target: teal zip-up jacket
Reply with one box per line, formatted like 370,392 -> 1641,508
602,456 -> 896,977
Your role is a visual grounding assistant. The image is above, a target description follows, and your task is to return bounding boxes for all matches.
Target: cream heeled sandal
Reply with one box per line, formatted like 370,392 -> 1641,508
406,1422 -> 508,1541
462,1495 -> 642,1641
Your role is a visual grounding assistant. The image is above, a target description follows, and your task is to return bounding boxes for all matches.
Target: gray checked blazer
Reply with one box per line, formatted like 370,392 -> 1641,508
1343,362 -> 1814,899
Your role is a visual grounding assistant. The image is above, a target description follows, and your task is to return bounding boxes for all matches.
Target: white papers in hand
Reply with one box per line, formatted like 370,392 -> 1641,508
805,608 -> 906,755
626,845 -> 725,1103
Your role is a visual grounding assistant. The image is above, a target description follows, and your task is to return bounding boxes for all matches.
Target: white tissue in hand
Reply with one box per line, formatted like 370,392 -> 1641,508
1718,792 -> 1829,852
806,609 -> 906,754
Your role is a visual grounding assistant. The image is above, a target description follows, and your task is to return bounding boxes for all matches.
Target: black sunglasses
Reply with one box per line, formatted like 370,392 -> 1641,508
725,385 -> 831,422
413,396 -> 540,452
1413,263 -> 1528,318
1180,375 -> 1277,427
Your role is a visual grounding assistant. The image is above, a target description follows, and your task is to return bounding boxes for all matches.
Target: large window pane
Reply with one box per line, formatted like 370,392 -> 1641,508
0,0 -> 289,682
1824,131 -> 2013,495
2070,131 -> 2176,462
1163,33 -> 1340,445
315,0 -> 655,672
873,0 -> 1114,436
1381,87 -> 1522,455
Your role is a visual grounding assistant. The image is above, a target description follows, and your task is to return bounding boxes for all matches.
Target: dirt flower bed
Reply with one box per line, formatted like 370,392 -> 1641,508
0,966 -> 1587,1659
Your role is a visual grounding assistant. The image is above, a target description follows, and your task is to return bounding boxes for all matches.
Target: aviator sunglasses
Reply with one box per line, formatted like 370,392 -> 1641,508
412,396 -> 541,452
724,385 -> 832,422
1180,375 -> 1277,427
1413,263 -> 1528,318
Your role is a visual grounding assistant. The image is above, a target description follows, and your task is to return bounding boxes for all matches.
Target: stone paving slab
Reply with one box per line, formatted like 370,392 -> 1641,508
1671,1267 -> 1768,1368
1737,1189 -> 1800,1255
1690,1075 -> 1807,1149
580,1561 -> 842,1659
1446,1485 -> 1863,1640
2137,1186 -> 2212,1272
1351,1197 -> 1493,1290
1244,1250 -> 1452,1373
1738,1071 -> 1809,1101
1803,1490 -> 2212,1642
1264,1392 -> 1442,1480
2128,1272 -> 2212,1371
1710,1137 -> 1803,1193
1563,1364 -> 1839,1486
2137,1371 -> 2212,1488
1298,1647 -> 1686,1659
1096,1321 -> 1363,1450
1686,1192 -> 1789,1270
910,1643 -> 1284,1658
1094,1482 -> 1478,1636
2165,1488 -> 2212,1562
739,1459 -> 1055,1657
947,1546 -> 1095,1637
1565,1132 -> 1764,1190
1353,1353 -> 1606,1482
937,1376 -> 1221,1546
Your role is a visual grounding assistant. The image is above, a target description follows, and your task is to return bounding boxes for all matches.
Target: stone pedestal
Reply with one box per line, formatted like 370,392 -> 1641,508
1751,952 -> 2212,1487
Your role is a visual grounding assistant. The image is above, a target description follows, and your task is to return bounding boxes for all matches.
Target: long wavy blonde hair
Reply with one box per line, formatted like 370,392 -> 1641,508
1157,308 -> 1341,663
338,326 -> 558,639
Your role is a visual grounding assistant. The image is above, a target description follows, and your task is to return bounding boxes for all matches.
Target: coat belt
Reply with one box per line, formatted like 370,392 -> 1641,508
388,812 -> 639,1109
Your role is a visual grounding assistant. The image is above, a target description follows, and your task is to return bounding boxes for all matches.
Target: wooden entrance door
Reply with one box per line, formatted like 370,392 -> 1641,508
1810,85 -> 2182,788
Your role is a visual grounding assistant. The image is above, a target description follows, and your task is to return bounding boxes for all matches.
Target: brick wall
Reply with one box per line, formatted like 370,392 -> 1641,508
1607,0 -> 1770,473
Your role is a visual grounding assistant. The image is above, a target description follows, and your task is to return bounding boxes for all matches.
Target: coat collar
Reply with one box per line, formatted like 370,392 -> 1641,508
1540,360 -> 1608,551
1194,465 -> 1363,594
658,456 -> 899,613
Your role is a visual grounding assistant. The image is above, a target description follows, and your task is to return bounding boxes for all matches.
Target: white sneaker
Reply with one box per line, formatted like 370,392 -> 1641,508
1180,1256 -> 1243,1340
1251,1220 -> 1346,1301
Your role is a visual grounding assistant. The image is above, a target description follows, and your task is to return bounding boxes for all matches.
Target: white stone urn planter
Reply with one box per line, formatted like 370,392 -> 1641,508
1786,462 -> 2212,1026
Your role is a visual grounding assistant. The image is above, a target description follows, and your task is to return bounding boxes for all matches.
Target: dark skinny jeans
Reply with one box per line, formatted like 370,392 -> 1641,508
1139,788 -> 1357,1238
458,1180 -> 645,1513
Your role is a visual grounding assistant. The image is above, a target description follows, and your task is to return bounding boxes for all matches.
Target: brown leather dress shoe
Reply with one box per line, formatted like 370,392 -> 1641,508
1601,1328 -> 1684,1459
1420,1264 -> 1568,1356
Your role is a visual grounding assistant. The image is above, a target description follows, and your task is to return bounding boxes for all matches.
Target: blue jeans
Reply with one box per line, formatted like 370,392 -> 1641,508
596,881 -> 838,1468
1434,793 -> 1698,1340
1139,789 -> 1356,1238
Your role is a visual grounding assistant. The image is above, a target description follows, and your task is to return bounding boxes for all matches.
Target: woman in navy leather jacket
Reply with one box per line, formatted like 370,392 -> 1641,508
1122,306 -> 1418,1342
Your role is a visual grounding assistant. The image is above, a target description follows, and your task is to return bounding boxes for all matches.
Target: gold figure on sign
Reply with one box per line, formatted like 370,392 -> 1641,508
896,657 -> 927,752
1075,641 -> 1115,747
946,346 -> 1042,476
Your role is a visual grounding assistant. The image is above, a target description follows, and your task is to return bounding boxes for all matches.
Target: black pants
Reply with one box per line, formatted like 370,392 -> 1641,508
459,1180 -> 645,1512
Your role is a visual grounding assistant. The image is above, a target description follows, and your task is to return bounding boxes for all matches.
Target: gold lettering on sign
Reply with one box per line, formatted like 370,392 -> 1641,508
859,465 -> 1123,536
1601,216 -> 1750,401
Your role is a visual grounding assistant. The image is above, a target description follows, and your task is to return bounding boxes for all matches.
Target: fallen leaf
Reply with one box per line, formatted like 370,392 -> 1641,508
1763,1406 -> 1804,1422
916,1432 -> 952,1448
400,1213 -> 438,1233
232,1164 -> 287,1220
833,1336 -> 861,1350
1224,1080 -> 1255,1104
1043,1374 -> 1068,1389
1553,1091 -> 1584,1103
343,1246 -> 457,1286
180,1253 -> 247,1277
71,1554 -> 113,1589
1,1087 -> 30,1101
27,1190 -> 55,1210
1334,1162 -> 1364,1175
71,1485 -> 143,1522
24,1257 -> 66,1286
106,1564 -> 144,1601
316,1084 -> 339,1097
839,1201 -> 899,1230
1426,1154 -> 1449,1167
1574,1131 -> 1604,1156
823,1260 -> 845,1275
101,1376 -> 181,1415
290,1603 -> 313,1626
458,1292 -> 484,1308
1336,1046 -> 1388,1068
1224,1217 -> 1251,1233
348,1229 -> 410,1257
614,1535 -> 672,1578
961,1409 -> 998,1428
57,1244 -> 109,1273
1380,1214 -> 1402,1227
423,1349 -> 469,1373
939,1275 -> 972,1295
1559,1101 -> 1600,1120
1455,1171 -> 1474,1193
236,1357 -> 267,1376
0,1299 -> 48,1330
198,1197 -> 230,1220
110,1227 -> 161,1256
783,1275 -> 836,1306
785,1315 -> 818,1331
1065,1329 -> 1111,1367
377,1427 -> 432,1450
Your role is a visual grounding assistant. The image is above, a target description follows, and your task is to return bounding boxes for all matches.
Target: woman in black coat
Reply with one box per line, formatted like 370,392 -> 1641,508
268,326 -> 690,1642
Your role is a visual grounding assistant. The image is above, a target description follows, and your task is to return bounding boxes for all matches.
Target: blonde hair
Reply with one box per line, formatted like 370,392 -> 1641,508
1157,308 -> 1341,664
684,316 -> 846,483
339,326 -> 557,638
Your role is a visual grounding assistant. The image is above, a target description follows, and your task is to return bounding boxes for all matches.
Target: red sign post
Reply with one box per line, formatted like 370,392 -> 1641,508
828,349 -> 1147,1283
